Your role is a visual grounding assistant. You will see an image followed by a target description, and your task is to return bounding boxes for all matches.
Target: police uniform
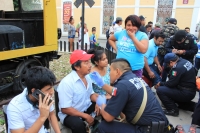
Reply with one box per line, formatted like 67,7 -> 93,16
165,36 -> 198,63
98,71 -> 169,133
157,58 -> 196,114
158,24 -> 179,66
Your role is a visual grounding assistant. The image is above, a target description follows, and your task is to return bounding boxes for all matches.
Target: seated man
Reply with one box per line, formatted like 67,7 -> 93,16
7,66 -> 60,133
143,31 -> 165,87
90,58 -> 170,133
156,53 -> 197,116
57,50 -> 99,133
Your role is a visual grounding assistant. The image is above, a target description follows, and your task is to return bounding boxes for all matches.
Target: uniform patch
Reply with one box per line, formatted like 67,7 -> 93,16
129,78 -> 148,90
184,61 -> 192,71
172,71 -> 177,76
185,40 -> 189,44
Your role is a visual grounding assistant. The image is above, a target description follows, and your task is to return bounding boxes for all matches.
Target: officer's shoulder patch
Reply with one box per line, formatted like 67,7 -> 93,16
172,71 -> 177,76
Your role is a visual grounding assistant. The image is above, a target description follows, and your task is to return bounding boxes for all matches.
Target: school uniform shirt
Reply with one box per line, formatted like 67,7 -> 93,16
7,88 -> 54,133
57,70 -> 94,124
105,71 -> 169,126
114,30 -> 148,71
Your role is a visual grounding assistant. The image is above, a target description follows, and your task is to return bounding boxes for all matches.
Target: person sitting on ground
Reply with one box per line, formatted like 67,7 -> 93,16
87,48 -> 110,98
57,50 -> 99,133
156,53 -> 197,116
143,31 -> 165,88
90,58 -> 170,133
7,66 -> 61,133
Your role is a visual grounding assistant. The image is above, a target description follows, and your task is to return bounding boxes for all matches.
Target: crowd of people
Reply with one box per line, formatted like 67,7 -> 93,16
5,14 -> 200,133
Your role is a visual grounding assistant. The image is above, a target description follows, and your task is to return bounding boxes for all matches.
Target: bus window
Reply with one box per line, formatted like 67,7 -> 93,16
21,0 -> 43,11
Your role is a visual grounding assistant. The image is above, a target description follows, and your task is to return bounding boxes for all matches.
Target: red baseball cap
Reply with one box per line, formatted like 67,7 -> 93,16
70,50 -> 94,64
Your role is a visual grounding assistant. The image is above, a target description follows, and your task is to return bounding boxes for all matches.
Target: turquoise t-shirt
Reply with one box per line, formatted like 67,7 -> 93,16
144,39 -> 158,65
90,67 -> 110,95
114,30 -> 148,70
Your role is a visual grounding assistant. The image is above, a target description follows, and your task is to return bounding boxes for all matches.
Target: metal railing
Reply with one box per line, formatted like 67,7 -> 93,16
58,41 -> 116,64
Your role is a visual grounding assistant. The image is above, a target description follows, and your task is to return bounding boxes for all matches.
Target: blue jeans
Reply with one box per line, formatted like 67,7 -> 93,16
143,64 -> 161,85
98,121 -> 147,133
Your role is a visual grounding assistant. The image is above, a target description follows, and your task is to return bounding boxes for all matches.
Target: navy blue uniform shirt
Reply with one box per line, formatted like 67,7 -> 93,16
160,58 -> 196,89
105,71 -> 168,126
165,36 -> 198,63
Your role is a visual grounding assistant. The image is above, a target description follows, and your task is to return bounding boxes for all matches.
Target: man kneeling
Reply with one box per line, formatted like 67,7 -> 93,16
90,58 -> 170,133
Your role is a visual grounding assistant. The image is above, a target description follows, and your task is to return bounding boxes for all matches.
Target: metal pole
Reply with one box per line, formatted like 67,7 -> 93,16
81,0 -> 85,50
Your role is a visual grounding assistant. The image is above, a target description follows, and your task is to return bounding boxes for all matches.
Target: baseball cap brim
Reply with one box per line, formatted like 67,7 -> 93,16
70,54 -> 94,64
80,54 -> 94,61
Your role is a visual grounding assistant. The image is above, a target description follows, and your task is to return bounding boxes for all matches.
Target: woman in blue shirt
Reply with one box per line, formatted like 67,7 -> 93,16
109,15 -> 149,77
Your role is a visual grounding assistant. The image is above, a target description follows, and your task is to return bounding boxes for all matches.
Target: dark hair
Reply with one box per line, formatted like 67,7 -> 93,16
154,31 -> 165,39
69,16 -> 73,23
71,60 -> 82,71
111,58 -> 131,71
87,48 -> 104,65
92,27 -> 96,32
125,15 -> 141,29
145,24 -> 151,29
185,27 -> 190,30
80,16 -> 82,20
148,21 -> 153,25
115,20 -> 122,24
25,66 -> 56,94
111,58 -> 131,67
174,30 -> 187,41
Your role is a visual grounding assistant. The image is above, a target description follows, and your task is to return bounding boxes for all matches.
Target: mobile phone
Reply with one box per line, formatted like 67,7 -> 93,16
32,89 -> 52,105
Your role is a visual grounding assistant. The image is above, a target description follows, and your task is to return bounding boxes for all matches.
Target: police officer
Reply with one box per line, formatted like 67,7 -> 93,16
158,18 -> 179,66
90,58 -> 170,133
165,30 -> 198,63
156,53 -> 197,116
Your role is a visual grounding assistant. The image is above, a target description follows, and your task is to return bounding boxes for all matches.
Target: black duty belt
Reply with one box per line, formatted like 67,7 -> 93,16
178,85 -> 196,92
141,121 -> 173,133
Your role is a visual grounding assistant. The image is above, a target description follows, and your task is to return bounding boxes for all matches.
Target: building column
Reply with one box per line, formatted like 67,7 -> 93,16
190,0 -> 200,34
171,0 -> 177,18
153,0 -> 158,24
134,0 -> 140,15
100,0 -> 103,37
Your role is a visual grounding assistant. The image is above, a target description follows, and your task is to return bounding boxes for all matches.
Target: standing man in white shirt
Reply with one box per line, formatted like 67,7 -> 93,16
7,66 -> 61,133
114,17 -> 123,33
57,50 -> 99,133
